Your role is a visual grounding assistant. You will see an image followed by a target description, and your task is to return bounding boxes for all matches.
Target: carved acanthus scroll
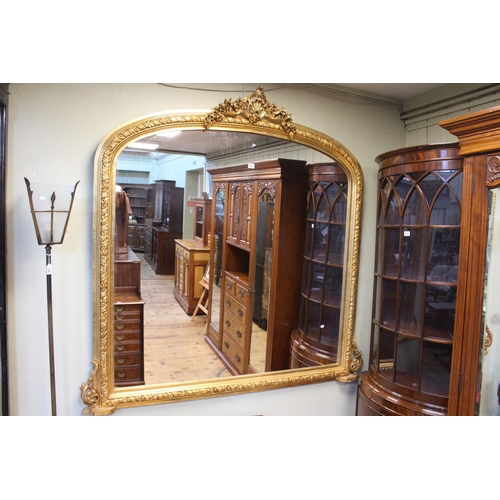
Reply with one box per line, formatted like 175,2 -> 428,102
204,87 -> 296,139
486,155 -> 500,187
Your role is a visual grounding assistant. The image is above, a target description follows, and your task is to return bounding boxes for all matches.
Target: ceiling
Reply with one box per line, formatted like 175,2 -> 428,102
127,84 -> 448,156
335,83 -> 446,100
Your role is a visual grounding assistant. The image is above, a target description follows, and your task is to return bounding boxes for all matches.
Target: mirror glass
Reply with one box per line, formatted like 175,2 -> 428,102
115,131 -> 329,385
83,88 -> 363,415
479,187 -> 500,415
249,188 -> 275,372
210,185 -> 225,342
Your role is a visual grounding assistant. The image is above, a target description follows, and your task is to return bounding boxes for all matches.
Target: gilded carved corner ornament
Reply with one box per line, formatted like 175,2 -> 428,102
81,360 -> 118,416
204,87 -> 297,139
80,360 -> 99,414
484,324 -> 493,356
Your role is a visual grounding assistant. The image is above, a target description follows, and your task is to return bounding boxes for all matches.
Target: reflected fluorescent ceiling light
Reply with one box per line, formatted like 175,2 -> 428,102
157,130 -> 182,138
129,142 -> 159,150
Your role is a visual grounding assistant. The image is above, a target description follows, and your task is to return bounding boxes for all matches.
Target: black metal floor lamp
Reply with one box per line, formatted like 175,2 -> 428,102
24,178 -> 79,416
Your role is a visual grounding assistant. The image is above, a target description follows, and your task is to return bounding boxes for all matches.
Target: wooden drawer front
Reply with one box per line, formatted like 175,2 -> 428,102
114,309 -> 141,321
223,311 -> 246,349
114,341 -> 141,353
115,367 -> 142,384
114,304 -> 142,316
224,296 -> 247,324
222,334 -> 245,373
114,352 -> 142,367
114,331 -> 141,343
225,274 -> 249,304
114,320 -> 140,332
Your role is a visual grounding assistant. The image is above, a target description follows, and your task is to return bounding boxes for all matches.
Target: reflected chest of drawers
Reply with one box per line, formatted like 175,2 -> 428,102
114,287 -> 145,387
221,271 -> 251,373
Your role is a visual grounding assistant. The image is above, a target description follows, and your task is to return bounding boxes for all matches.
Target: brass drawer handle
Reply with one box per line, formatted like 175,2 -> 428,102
116,307 -> 124,312
238,290 -> 245,298
116,315 -> 123,321
226,282 -> 232,290
226,299 -> 231,307
116,335 -> 124,341
236,330 -> 242,338
117,372 -> 125,378
117,358 -> 125,364
116,324 -> 124,330
237,309 -> 243,317
225,320 -> 231,327
117,346 -> 125,351
224,341 -> 229,349
235,354 -> 241,363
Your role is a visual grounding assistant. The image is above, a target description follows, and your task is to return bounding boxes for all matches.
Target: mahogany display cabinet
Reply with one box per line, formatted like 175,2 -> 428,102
358,106 -> 500,416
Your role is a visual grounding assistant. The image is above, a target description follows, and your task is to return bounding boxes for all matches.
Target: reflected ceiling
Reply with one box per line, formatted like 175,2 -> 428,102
127,130 -> 282,157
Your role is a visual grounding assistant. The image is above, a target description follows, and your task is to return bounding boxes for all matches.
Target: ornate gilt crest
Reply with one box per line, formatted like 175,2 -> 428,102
204,87 -> 296,139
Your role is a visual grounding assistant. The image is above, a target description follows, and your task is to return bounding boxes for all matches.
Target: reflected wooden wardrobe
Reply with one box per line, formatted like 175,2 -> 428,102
205,158 -> 308,375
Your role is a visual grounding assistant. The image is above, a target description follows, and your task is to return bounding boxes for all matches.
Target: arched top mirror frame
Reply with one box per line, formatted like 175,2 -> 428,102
81,87 -> 363,415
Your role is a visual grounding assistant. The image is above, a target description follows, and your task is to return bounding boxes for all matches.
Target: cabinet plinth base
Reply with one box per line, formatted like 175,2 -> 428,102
290,329 -> 337,368
356,371 -> 448,416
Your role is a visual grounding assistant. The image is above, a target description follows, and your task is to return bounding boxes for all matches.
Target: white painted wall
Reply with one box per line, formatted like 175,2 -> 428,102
6,83 -> 407,415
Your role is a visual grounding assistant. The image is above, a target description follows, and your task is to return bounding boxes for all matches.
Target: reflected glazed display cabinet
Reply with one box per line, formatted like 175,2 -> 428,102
357,143 -> 464,416
205,158 -> 308,375
290,163 -> 348,368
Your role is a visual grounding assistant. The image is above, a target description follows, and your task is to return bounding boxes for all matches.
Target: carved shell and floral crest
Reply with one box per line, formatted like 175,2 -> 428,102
204,86 -> 296,139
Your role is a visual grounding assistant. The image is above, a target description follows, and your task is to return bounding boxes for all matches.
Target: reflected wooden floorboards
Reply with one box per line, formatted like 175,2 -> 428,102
137,253 -> 231,385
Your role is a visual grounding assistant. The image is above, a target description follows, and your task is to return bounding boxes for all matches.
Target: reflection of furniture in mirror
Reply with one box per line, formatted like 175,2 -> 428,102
173,198 -> 212,314
357,143 -> 463,416
174,239 -> 211,314
192,263 -> 211,332
205,158 -> 308,375
120,183 -> 154,252
114,286 -> 145,387
114,246 -> 145,387
114,247 -> 141,289
193,198 -> 212,246
290,163 -> 348,368
206,184 -> 226,349
145,180 -> 184,275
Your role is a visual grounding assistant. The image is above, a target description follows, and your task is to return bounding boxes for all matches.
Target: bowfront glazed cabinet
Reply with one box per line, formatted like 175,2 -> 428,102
358,109 -> 500,415
357,143 -> 464,415
290,163 -> 348,368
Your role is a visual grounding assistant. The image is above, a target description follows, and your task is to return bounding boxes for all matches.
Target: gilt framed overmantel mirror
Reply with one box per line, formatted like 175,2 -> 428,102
80,87 -> 363,415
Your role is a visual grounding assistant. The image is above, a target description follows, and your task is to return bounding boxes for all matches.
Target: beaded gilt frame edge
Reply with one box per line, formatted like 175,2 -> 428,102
81,87 -> 363,415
